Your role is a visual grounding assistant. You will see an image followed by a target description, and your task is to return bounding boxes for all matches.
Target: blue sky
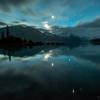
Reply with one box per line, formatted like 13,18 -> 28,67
0,0 -> 100,28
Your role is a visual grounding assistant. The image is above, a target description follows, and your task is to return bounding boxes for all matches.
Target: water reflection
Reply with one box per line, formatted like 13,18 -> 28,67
0,44 -> 100,100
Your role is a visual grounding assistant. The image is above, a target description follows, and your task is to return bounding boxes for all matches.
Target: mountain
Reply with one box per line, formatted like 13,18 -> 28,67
0,25 -> 66,42
50,18 -> 100,39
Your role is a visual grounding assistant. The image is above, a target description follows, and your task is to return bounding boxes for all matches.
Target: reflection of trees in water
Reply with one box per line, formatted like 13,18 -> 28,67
0,39 -> 66,61
0,43 -> 83,61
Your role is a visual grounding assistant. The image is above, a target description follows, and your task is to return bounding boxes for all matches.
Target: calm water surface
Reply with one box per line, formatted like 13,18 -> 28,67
0,45 -> 100,100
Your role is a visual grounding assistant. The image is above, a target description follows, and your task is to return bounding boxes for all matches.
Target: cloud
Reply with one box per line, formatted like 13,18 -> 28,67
0,0 -> 99,27
20,7 -> 36,16
0,0 -> 34,12
77,17 -> 100,28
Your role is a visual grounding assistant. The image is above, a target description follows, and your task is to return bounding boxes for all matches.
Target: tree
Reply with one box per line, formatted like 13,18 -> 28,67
6,25 -> 10,37
1,32 -> 5,39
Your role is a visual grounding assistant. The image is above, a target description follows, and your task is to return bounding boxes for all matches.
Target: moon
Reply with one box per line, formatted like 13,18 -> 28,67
51,15 -> 55,19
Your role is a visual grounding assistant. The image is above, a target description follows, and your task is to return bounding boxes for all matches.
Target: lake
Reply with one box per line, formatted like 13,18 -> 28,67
0,44 -> 100,100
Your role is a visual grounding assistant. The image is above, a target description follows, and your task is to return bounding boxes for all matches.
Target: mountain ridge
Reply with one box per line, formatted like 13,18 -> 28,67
0,25 -> 66,42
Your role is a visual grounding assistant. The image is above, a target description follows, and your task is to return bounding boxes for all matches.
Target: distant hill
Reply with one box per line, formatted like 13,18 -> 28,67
48,18 -> 100,39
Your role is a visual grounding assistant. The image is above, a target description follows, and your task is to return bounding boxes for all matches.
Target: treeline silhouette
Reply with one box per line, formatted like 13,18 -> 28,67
0,25 -> 65,47
90,38 -> 100,45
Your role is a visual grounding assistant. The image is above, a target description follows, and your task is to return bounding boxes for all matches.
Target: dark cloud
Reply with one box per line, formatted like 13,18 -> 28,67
12,21 -> 21,24
20,7 -> 36,16
0,0 -> 34,12
0,22 -> 7,26
20,19 -> 27,22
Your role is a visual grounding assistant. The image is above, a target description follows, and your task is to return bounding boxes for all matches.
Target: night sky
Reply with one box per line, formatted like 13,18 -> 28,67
0,0 -> 100,28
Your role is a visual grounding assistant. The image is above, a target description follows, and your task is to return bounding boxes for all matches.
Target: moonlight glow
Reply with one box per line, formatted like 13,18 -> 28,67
42,21 -> 52,30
